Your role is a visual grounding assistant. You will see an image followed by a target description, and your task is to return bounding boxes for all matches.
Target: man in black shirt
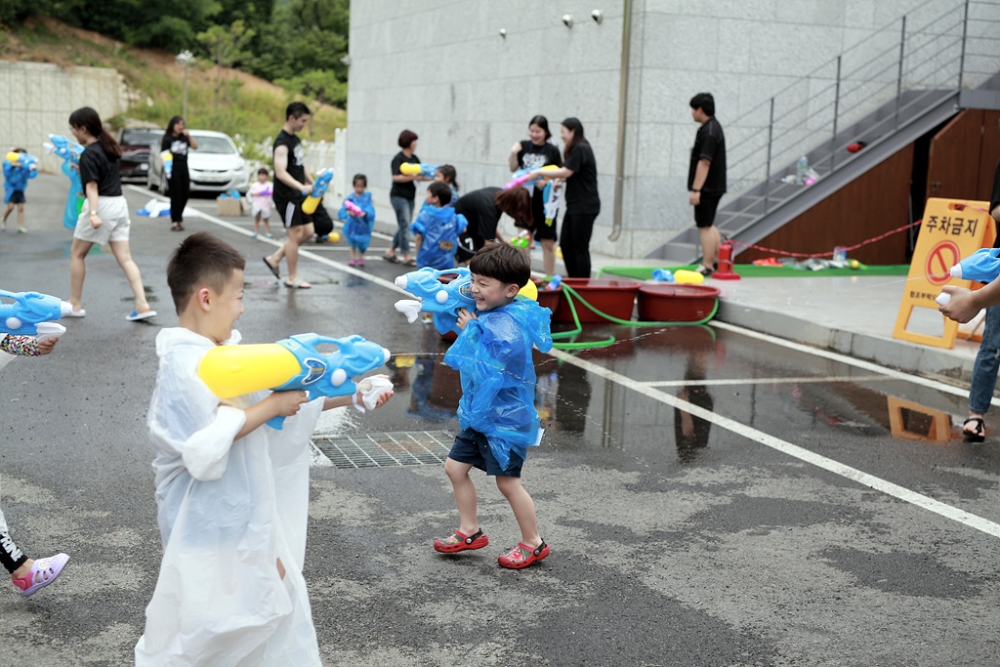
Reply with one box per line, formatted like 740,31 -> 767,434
688,92 -> 726,276
264,102 -> 315,288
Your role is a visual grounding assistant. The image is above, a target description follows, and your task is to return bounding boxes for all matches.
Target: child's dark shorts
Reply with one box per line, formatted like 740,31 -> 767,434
448,427 -> 524,477
8,190 -> 25,204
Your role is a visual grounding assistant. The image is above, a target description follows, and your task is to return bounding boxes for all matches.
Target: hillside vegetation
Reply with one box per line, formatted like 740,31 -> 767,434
1,18 -> 346,149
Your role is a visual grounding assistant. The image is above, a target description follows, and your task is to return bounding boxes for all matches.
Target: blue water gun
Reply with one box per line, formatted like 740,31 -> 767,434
198,333 -> 390,430
44,135 -> 85,230
302,168 -> 333,214
948,248 -> 1000,283
504,165 -> 559,191
394,267 -> 475,335
399,163 -> 439,178
0,290 -> 73,336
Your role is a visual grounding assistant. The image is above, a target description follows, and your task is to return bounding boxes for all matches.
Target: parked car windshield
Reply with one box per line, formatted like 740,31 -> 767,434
192,135 -> 237,155
121,129 -> 163,146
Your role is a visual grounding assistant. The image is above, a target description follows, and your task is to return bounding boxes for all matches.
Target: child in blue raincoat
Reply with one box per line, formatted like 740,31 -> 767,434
433,243 -> 554,570
338,173 -> 376,267
411,181 -> 468,270
3,149 -> 38,233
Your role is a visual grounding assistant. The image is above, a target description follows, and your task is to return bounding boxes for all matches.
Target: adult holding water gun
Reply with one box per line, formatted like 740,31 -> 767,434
160,116 -> 199,232
384,129 -> 429,267
67,107 -> 156,321
263,102 -> 315,289
526,117 -> 600,278
509,115 -> 563,276
3,149 -> 38,234
939,154 -> 1000,441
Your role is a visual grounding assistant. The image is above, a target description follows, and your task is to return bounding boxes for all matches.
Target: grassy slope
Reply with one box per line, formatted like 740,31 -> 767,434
1,17 -> 345,153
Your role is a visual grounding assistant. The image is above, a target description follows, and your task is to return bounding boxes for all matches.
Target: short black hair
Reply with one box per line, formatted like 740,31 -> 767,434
690,92 -> 715,117
398,129 -> 418,148
352,173 -> 367,186
427,181 -> 452,205
286,101 -> 311,120
469,243 -> 530,289
257,167 -> 269,176
167,232 -> 246,314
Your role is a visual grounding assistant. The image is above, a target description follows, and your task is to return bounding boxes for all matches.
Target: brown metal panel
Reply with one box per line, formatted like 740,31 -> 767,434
978,110 -> 1000,198
926,109 -> 984,201
737,144 -> 915,265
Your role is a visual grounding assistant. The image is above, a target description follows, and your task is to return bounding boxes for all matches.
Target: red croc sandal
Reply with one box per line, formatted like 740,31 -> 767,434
434,529 -> 489,554
498,541 -> 549,569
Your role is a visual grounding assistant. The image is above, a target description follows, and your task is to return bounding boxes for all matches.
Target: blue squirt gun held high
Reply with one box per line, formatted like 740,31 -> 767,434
197,333 -> 391,430
302,169 -> 333,215
44,135 -> 86,230
393,267 -> 475,335
935,248 -> 1000,306
0,290 -> 73,336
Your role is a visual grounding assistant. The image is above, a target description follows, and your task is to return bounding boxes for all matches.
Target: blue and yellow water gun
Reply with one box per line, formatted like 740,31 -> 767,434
394,267 -> 538,335
197,333 -> 390,429
302,168 -> 333,215
44,135 -> 85,230
0,290 -> 72,336
399,163 -> 438,178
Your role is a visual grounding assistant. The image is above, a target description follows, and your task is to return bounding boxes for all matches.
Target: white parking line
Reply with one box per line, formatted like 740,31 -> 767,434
548,347 -> 1000,540
146,182 -> 999,539
712,320 -> 1000,408
641,375 -> 892,387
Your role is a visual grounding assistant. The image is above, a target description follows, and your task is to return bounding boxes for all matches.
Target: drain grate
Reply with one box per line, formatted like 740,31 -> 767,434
312,431 -> 454,469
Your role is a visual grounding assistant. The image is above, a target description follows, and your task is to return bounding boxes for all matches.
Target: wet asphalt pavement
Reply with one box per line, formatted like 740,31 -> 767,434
2,174 -> 999,666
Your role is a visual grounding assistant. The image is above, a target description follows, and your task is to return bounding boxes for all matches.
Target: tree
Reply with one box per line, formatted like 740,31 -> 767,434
197,19 -> 255,111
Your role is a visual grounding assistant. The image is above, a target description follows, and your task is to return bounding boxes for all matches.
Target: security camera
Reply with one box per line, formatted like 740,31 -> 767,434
561,14 -> 573,28
591,9 -> 603,24
499,28 -> 507,38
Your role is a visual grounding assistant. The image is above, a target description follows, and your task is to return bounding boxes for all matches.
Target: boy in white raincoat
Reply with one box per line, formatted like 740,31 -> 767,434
135,232 -> 392,666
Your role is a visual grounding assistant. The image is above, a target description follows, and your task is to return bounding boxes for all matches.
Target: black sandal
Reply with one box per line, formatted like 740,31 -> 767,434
170,222 -> 183,232
963,417 -> 986,443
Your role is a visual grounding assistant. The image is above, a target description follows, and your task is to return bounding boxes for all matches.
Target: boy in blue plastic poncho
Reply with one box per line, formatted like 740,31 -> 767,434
3,149 -> 38,233
433,243 -> 554,569
338,173 -> 376,267
411,181 -> 468,270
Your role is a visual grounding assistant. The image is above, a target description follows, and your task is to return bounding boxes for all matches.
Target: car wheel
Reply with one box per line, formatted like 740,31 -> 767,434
147,172 -> 158,192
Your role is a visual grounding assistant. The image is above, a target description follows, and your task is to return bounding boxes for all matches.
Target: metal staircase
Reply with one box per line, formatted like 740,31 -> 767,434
649,0 -> 1000,263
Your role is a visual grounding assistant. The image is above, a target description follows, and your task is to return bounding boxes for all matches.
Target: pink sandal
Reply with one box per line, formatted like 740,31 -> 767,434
498,541 -> 549,569
12,553 -> 70,596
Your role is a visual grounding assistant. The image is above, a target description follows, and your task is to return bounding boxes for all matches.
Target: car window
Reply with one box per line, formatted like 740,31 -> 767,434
121,129 -> 164,146
192,135 -> 236,154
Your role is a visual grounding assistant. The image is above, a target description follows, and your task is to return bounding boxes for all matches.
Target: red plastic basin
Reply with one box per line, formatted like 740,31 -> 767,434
637,284 -> 720,322
553,278 -> 642,323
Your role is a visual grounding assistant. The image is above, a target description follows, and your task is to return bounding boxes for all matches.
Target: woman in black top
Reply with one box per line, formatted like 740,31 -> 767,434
68,107 -> 155,321
528,118 -> 600,278
508,115 -> 563,275
453,187 -> 532,263
385,129 -> 427,266
161,116 -> 199,232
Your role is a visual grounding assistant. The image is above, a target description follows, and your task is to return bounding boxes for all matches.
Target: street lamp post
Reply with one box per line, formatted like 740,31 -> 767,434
175,50 -> 194,119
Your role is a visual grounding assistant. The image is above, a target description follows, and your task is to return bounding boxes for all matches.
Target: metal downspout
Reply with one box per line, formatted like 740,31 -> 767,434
608,0 -> 633,243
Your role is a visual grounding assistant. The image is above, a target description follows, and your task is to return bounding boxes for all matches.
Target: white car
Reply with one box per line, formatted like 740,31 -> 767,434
148,130 -> 250,194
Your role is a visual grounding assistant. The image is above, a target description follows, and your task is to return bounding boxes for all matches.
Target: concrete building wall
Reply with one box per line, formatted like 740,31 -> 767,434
0,62 -> 128,174
346,0 -> 931,258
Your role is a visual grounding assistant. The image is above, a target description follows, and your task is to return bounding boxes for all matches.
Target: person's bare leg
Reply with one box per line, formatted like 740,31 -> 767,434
69,238 -> 94,312
109,240 -> 152,313
285,223 -> 314,285
2,203 -> 12,228
541,239 -> 557,276
496,476 -> 541,548
699,225 -> 721,270
444,458 -> 480,536
16,204 -> 25,232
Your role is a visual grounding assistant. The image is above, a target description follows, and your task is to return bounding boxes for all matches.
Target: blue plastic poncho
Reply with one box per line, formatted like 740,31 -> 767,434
410,204 -> 468,270
3,155 -> 38,204
338,192 -> 375,252
444,299 -> 553,470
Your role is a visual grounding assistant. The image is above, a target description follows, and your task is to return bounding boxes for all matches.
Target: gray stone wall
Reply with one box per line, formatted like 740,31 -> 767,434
346,0 -> 934,258
0,62 -> 127,174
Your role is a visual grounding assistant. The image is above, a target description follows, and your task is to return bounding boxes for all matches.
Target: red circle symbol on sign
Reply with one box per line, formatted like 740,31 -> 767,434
925,240 -> 961,286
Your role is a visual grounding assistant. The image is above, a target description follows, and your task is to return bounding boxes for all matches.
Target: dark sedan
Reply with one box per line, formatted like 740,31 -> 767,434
118,128 -> 164,183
